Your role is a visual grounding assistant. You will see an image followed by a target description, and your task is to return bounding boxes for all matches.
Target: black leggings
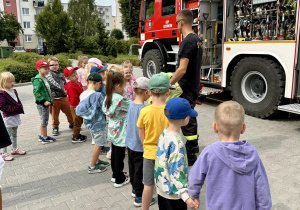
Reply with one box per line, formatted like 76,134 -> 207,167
111,143 -> 126,184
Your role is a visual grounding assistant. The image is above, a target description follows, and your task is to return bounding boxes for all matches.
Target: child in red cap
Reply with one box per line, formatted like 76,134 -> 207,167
64,67 -> 87,143
31,60 -> 56,144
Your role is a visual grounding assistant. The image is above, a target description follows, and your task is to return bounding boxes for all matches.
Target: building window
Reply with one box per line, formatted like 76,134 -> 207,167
25,35 -> 32,42
100,8 -> 103,11
23,0 -> 28,1
106,15 -> 109,20
6,1 -> 11,6
23,22 -> 30,28
106,23 -> 109,27
105,8 -> 108,12
22,8 -> 29,15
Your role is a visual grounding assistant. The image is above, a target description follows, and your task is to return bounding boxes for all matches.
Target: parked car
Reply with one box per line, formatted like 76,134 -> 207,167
14,46 -> 26,53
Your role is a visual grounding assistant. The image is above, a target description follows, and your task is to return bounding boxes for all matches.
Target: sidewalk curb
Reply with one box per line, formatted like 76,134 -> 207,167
15,82 -> 32,87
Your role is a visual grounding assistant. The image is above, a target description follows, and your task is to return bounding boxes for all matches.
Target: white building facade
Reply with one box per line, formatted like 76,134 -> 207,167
98,5 -> 112,33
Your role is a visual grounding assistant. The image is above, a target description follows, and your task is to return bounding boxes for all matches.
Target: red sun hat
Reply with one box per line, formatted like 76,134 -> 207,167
64,67 -> 78,77
36,60 -> 49,69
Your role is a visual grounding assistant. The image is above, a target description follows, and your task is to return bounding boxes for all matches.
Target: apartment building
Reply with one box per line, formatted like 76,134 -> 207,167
0,0 -> 116,49
112,16 -> 116,29
0,0 -> 48,49
98,5 -> 112,33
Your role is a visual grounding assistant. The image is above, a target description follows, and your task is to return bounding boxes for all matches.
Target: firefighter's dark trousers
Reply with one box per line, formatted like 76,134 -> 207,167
180,89 -> 199,166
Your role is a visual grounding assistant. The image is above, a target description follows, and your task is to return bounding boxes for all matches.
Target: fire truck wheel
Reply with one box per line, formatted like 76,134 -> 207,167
142,49 -> 163,78
231,57 -> 285,118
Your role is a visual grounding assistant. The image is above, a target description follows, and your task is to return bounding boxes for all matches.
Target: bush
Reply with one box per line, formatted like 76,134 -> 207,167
3,62 -> 36,83
106,37 -> 118,58
117,40 -> 129,54
83,36 -> 98,55
110,29 -> 124,40
116,37 -> 139,55
9,53 -> 42,65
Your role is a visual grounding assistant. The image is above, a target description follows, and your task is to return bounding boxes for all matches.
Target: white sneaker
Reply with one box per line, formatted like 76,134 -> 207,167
114,177 -> 130,188
111,172 -> 128,183
106,149 -> 111,159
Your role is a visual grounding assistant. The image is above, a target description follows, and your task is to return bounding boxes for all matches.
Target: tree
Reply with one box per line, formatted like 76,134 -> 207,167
119,0 -> 141,37
35,0 -> 71,54
110,29 -> 124,40
68,0 -> 99,37
65,24 -> 83,53
106,37 -> 118,58
0,12 -> 23,43
95,18 -> 109,55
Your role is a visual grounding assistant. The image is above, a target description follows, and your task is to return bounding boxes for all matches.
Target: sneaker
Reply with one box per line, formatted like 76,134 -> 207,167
91,139 -> 95,145
72,135 -> 86,143
38,135 -> 43,142
79,134 -> 87,140
69,124 -> 74,129
131,189 -> 136,198
2,153 -> 13,161
111,172 -> 128,183
52,127 -> 59,136
134,197 -> 155,207
39,135 -> 56,143
45,136 -> 56,142
101,146 -> 110,154
114,177 -> 130,188
11,148 -> 26,155
106,149 -> 111,160
88,165 -> 107,174
41,137 -> 51,144
96,159 -> 110,167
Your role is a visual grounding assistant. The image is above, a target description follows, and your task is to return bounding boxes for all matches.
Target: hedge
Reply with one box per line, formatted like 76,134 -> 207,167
3,62 -> 36,83
0,50 -> 139,83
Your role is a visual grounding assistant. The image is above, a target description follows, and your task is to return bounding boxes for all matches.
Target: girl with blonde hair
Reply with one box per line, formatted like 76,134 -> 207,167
77,56 -> 89,90
0,72 -> 26,161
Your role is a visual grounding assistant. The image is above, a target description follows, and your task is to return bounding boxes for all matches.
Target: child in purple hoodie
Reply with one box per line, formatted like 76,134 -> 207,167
0,72 -> 26,161
188,101 -> 272,210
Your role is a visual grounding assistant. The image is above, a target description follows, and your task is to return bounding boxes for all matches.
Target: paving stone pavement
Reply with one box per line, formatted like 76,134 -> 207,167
1,66 -> 300,209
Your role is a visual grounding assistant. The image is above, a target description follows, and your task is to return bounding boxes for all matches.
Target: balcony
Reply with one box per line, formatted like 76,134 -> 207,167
99,10 -> 105,14
33,1 -> 45,7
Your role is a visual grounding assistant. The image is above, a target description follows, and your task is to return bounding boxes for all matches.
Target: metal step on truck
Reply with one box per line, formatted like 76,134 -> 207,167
133,0 -> 300,117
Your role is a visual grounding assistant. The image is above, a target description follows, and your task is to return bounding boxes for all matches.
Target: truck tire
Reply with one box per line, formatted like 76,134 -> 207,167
231,57 -> 285,118
142,49 -> 163,78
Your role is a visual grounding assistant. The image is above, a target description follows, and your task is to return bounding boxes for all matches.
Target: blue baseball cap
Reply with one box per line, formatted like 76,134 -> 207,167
90,65 -> 108,74
165,97 -> 198,120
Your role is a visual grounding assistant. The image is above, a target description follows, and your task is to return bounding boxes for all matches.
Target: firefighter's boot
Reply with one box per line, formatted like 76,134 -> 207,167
186,139 -> 199,166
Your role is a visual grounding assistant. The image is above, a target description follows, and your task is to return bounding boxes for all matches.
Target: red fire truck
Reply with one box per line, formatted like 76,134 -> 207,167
136,0 -> 299,118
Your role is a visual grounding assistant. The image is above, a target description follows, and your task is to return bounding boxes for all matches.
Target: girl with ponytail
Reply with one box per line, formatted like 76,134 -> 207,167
102,70 -> 132,188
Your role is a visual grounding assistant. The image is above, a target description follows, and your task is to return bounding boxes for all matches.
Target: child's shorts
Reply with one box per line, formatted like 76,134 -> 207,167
37,104 -> 49,127
143,158 -> 155,186
91,127 -> 107,147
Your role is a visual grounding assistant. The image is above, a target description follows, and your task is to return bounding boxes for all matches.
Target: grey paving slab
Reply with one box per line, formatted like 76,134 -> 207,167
0,66 -> 299,209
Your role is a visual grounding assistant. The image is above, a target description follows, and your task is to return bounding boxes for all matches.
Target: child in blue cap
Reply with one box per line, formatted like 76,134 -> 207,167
154,97 -> 199,210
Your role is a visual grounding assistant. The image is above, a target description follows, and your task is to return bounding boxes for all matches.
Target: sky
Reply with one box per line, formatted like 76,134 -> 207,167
64,0 -> 116,16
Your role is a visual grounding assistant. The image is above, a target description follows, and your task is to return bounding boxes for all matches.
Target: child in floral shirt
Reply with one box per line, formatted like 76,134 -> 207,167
102,70 -> 132,188
155,97 -> 198,210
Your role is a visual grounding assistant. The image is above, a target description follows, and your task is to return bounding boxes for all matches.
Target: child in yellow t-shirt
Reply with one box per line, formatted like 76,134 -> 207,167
137,73 -> 170,210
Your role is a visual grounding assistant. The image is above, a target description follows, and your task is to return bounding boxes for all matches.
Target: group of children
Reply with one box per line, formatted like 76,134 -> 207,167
0,55 -> 272,210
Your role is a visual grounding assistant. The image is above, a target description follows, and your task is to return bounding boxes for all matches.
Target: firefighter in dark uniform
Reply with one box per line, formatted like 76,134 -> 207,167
170,8 -> 203,166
